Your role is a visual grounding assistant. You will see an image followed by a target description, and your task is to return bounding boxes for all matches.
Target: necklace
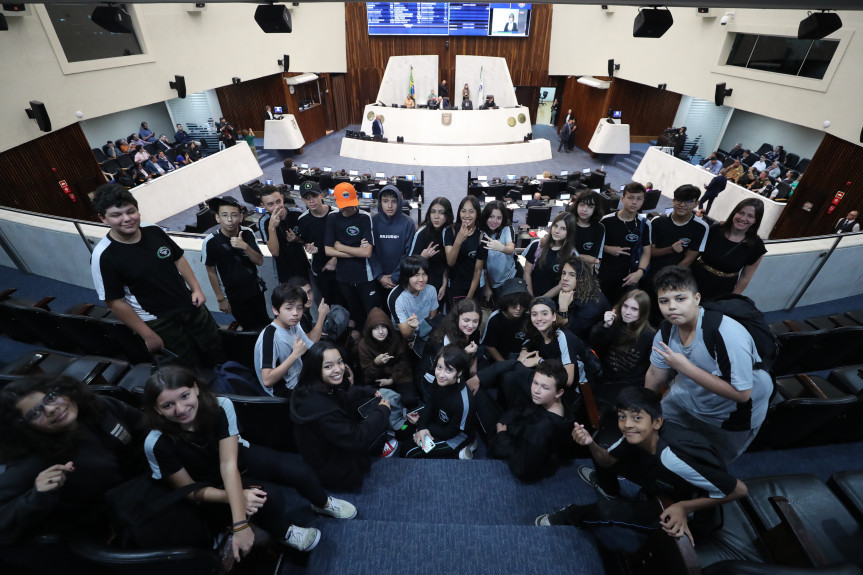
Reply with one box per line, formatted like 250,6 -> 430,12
621,214 -> 640,236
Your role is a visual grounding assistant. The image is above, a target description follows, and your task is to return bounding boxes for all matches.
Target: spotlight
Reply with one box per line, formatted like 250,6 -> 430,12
169,75 -> 187,98
278,55 -> 289,73
714,83 -> 733,106
91,5 -> 134,34
798,10 -> 842,40
232,77 -> 241,85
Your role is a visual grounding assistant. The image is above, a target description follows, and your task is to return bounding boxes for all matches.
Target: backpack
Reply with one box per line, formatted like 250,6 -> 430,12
211,361 -> 267,396
660,294 -> 779,373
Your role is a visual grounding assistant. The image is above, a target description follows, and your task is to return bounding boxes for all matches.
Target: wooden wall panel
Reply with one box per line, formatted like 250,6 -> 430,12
215,74 -> 287,134
331,74 -> 351,132
0,123 -> 104,221
560,76 -> 613,152
343,2 -> 553,124
607,79 -> 681,140
771,133 -> 863,239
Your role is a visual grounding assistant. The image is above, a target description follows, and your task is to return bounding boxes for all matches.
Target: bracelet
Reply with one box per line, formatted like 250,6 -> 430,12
638,267 -> 647,273
217,297 -> 226,302
558,311 -> 568,318
232,523 -> 251,533
232,520 -> 249,528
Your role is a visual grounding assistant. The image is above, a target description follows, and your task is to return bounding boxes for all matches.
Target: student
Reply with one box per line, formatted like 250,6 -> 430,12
295,181 -> 339,306
498,297 -> 594,411
325,182 -> 379,326
479,200 -> 517,301
481,277 -> 531,362
253,284 -> 314,398
444,196 -> 486,308
599,183 -> 652,306
645,266 -> 772,464
0,376 -> 146,550
406,345 -> 476,460
567,191 -> 606,267
390,255 -> 439,342
257,185 -> 310,284
420,298 -> 482,401
143,367 -> 357,559
90,184 -> 223,368
409,197 -> 453,306
646,184 -> 708,323
284,276 -> 330,343
535,387 -> 747,547
589,289 -> 656,411
356,307 -> 418,408
202,196 -> 270,332
523,211 -> 578,298
555,256 -> 610,341
371,185 -> 416,292
475,359 -> 572,481
290,342 -> 395,489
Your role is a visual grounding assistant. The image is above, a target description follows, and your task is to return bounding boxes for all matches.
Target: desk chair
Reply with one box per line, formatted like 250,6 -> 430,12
526,207 -> 552,229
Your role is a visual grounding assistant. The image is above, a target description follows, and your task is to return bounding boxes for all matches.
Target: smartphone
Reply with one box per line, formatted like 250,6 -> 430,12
357,397 -> 379,419
160,348 -> 180,359
407,405 -> 425,418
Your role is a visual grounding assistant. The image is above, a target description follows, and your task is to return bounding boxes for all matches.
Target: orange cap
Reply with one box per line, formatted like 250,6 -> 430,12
334,182 -> 358,209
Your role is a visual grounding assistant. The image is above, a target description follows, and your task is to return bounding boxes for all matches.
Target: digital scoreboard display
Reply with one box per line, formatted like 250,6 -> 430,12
367,3 -> 531,37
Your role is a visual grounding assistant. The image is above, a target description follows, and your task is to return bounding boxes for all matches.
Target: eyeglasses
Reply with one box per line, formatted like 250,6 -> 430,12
672,199 -> 696,206
20,388 -> 62,424
218,212 -> 241,220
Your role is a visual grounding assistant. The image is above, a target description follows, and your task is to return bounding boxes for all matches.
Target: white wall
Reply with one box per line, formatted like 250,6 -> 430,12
376,55 -> 438,106
0,3 -> 347,153
79,102 -> 174,150
719,109 -> 825,160
549,6 -> 863,149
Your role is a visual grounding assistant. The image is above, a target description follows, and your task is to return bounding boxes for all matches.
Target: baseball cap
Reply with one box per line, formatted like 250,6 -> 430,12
300,180 -> 322,197
208,195 -> 242,211
334,182 -> 358,209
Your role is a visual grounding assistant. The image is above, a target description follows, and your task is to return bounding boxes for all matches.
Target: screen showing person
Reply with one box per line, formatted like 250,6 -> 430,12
489,6 -> 530,37
274,106 -> 283,115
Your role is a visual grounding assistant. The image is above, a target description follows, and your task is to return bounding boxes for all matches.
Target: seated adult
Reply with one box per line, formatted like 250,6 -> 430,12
480,95 -> 497,110
701,155 -> 722,176
427,92 -> 440,109
174,123 -> 197,146
767,161 -> 782,180
725,159 -> 744,183
155,151 -> 175,173
752,155 -> 767,173
747,171 -> 771,192
187,142 -> 202,162
525,192 -> 544,208
461,98 -> 473,110
766,145 -> 785,164
404,95 -> 415,108
728,142 -> 744,160
117,139 -> 131,155
133,146 -> 159,174
138,121 -> 155,143
781,170 -> 800,190
0,376 -> 147,557
128,133 -> 146,148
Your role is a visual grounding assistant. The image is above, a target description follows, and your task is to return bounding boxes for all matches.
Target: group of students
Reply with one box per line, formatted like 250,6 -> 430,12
0,179 -> 779,567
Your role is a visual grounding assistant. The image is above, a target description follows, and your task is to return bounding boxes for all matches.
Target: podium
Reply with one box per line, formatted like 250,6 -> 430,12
263,117 -> 305,150
588,119 -> 630,154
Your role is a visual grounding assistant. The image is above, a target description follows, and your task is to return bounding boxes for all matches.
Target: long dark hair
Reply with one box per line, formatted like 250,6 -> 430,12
611,289 -> 652,345
296,340 -> 348,395
479,200 -> 512,239
143,366 -> 220,442
433,298 -> 482,348
537,211 -> 577,268
420,196 -> 453,245
454,196 -> 481,229
719,198 -> 764,245
567,191 -> 605,225
560,256 -> 602,304
432,345 -> 470,384
523,297 -> 568,344
0,375 -> 105,461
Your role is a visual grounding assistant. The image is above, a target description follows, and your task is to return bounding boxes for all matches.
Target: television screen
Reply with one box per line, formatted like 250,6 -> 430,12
560,193 -> 571,200
521,194 -> 531,201
582,168 -> 591,174
274,106 -> 283,114
484,196 -> 496,203
300,163 -> 309,169
375,172 -> 386,178
612,110 -> 622,119
367,2 -> 531,37
323,166 -> 332,172
349,169 -> 359,176
506,174 -> 516,180
477,175 -> 487,181
560,170 -> 568,176
406,174 -> 415,181
362,192 -> 373,199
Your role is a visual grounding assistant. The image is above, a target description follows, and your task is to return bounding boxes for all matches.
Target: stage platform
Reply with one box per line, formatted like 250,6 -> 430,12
339,137 -> 552,167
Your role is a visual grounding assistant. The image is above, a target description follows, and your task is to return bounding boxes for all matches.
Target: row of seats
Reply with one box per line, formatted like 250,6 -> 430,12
283,166 -> 424,201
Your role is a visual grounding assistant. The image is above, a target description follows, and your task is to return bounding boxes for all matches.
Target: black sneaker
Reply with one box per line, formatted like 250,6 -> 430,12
578,465 -> 617,500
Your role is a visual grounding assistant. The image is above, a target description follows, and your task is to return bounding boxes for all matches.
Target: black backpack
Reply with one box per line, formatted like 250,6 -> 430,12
661,294 -> 779,373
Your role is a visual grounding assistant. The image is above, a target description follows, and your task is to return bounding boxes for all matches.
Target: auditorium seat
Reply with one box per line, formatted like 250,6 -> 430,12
218,328 -> 258,369
102,158 -> 121,176
117,153 -> 134,170
641,189 -> 661,212
92,147 -> 108,163
785,153 -> 800,170
795,158 -> 810,173
831,470 -> 863,524
101,319 -> 154,364
540,179 -> 561,199
219,393 -> 296,453
71,539 -> 221,575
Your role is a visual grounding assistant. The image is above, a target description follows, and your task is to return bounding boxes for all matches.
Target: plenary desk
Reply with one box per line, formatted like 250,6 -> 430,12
130,144 -> 262,223
588,120 -> 631,155
263,117 -> 305,150
633,146 -> 785,238
359,104 -> 532,145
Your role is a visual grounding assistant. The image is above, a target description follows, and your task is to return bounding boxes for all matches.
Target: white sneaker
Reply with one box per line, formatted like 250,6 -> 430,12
312,496 -> 357,519
282,525 -> 321,552
458,439 -> 478,460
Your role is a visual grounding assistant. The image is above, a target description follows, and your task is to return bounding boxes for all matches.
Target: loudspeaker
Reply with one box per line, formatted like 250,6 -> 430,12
633,8 -> 673,38
798,12 -> 841,40
607,59 -> 620,77
25,101 -> 51,132
280,54 -> 290,73
714,82 -> 732,106
254,5 -> 292,33
169,75 -> 187,99
232,77 -> 241,85
91,6 -> 134,34
0,14 -> 7,31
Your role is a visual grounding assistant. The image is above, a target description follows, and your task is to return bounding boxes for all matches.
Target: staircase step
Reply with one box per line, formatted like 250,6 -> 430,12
306,520 -> 605,575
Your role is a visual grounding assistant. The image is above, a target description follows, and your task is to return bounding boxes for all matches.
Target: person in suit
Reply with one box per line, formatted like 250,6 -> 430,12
427,92 -> 440,110
526,192 -> 545,208
462,98 -> 473,110
567,118 -> 577,151
503,12 -> 518,32
372,115 -> 384,139
558,119 -> 572,153
835,211 -> 860,234
439,80 -> 448,99
265,106 -> 275,121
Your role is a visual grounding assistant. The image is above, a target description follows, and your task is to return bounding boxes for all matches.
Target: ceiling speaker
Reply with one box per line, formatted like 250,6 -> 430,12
254,5 -> 292,33
169,75 -> 187,99
633,8 -> 673,38
25,101 -> 51,132
798,12 -> 842,40
91,6 -> 134,34
714,82 -> 732,106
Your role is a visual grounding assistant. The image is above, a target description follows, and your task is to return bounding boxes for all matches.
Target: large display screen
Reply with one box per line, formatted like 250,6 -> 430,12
367,3 -> 531,37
